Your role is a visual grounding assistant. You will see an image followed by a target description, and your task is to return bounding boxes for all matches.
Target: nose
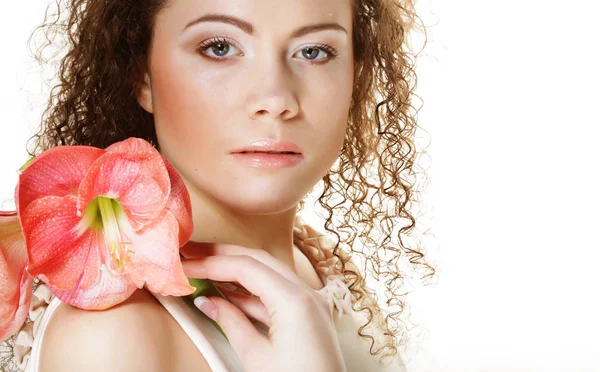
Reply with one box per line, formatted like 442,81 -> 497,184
247,64 -> 299,121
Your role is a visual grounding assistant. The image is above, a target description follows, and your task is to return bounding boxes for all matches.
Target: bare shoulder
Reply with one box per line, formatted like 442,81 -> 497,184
39,289 -> 212,372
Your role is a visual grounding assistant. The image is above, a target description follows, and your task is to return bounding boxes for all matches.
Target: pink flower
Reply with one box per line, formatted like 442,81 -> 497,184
16,137 -> 195,310
0,211 -> 33,342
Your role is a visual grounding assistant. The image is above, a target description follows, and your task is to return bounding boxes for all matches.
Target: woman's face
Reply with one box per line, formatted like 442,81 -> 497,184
137,0 -> 354,214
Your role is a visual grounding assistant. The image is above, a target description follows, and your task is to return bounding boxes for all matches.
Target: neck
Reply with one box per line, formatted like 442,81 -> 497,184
181,178 -> 299,273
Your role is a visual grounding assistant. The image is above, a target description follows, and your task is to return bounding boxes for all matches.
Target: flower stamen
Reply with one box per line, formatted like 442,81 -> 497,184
96,197 -> 133,274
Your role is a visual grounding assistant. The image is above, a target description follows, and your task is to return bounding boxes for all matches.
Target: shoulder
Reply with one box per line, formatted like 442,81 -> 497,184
38,288 -> 212,372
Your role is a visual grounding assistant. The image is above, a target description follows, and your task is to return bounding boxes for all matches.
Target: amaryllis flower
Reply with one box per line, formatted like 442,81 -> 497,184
16,137 -> 195,310
0,211 -> 33,342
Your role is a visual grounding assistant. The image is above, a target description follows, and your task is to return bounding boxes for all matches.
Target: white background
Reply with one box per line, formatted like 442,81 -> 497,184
1,1 -> 599,371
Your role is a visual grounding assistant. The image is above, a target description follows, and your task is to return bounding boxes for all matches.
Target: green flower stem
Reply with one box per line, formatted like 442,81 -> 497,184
19,156 -> 35,171
187,278 -> 230,341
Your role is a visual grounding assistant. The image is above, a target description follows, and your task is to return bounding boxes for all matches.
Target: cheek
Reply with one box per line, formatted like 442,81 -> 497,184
150,57 -> 237,157
149,63 -> 236,196
302,70 -> 353,165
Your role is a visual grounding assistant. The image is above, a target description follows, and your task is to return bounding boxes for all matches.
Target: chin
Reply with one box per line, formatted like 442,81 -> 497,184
218,188 -> 304,215
180,167 -> 314,215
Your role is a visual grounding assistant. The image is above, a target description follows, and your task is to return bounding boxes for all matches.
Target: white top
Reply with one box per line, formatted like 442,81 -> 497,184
13,217 -> 408,371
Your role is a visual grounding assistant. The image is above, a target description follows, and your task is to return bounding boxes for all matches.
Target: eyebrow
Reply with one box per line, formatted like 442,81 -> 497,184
183,13 -> 347,38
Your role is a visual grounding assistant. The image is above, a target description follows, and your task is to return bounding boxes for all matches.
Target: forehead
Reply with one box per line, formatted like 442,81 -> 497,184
158,0 -> 353,35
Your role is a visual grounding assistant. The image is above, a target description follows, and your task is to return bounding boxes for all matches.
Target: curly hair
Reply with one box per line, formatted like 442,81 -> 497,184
3,0 -> 436,369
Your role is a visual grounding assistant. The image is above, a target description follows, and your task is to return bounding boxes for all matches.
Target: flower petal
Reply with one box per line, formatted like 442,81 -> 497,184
17,146 -> 105,217
45,267 -> 138,310
0,270 -> 32,342
77,138 -> 170,232
0,212 -> 33,342
162,156 -> 193,246
124,210 -> 195,296
21,195 -> 101,291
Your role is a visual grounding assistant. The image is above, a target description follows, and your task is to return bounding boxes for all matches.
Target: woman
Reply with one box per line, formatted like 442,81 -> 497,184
3,0 -> 434,370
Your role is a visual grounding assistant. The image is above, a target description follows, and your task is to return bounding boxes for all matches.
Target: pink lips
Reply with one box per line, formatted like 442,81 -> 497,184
230,139 -> 304,168
230,139 -> 303,154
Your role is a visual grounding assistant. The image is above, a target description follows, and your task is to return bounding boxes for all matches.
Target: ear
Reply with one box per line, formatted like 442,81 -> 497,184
136,73 -> 154,114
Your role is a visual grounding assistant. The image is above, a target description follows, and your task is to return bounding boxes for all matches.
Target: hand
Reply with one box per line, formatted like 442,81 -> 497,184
180,243 -> 347,372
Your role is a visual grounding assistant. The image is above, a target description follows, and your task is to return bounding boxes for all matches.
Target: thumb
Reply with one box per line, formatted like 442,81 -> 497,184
194,295 -> 269,360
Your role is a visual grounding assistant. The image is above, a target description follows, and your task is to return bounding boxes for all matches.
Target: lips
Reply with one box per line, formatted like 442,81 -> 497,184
230,151 -> 304,168
238,151 -> 298,154
230,139 -> 303,155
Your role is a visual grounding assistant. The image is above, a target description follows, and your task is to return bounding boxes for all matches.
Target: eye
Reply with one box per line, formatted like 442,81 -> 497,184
196,38 -> 338,64
197,37 -> 242,61
294,44 -> 338,63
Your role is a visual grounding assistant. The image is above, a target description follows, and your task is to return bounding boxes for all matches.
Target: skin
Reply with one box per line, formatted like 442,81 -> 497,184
136,0 -> 354,272
41,1 -> 356,371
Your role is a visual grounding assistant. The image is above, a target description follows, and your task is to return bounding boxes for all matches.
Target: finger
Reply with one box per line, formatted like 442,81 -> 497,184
182,242 -> 300,287
214,281 -> 253,297
180,242 -> 305,287
182,255 -> 306,312
213,282 -> 272,327
195,296 -> 269,362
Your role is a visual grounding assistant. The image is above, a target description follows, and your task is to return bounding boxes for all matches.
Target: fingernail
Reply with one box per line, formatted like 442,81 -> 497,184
194,296 -> 218,321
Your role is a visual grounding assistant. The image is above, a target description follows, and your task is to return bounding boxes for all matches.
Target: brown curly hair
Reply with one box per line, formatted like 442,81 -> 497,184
3,0 -> 436,369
